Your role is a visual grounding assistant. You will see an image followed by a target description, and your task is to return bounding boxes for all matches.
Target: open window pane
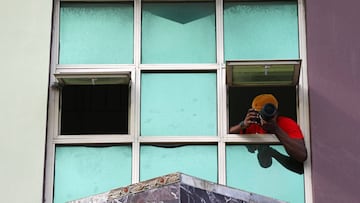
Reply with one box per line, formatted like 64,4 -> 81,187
55,72 -> 131,85
226,60 -> 301,86
59,3 -> 134,64
141,2 -> 216,63
60,84 -> 129,135
228,86 -> 297,130
226,145 -> 304,203
224,1 -> 299,60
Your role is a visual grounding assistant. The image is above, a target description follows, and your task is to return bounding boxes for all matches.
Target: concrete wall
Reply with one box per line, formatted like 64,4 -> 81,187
0,0 -> 52,202
306,0 -> 360,202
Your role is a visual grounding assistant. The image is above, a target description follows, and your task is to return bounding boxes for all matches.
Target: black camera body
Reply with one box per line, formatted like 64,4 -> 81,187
248,109 -> 261,124
248,103 -> 277,124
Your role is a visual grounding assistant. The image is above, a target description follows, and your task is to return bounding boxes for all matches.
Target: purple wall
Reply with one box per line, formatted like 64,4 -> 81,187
306,0 -> 360,202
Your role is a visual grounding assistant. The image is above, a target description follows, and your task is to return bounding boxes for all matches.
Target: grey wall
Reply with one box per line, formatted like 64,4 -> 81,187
0,0 -> 52,202
306,0 -> 360,202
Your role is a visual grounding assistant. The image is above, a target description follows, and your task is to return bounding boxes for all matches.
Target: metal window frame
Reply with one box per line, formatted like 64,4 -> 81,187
44,1 -> 312,203
226,59 -> 302,87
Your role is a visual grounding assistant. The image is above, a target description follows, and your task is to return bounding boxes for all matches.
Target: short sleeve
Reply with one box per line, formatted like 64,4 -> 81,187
277,116 -> 304,139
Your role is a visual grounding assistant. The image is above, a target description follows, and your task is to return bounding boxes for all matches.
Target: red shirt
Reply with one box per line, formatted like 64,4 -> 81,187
243,116 -> 304,139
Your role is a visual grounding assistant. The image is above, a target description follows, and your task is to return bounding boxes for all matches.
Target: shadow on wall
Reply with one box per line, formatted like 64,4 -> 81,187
245,145 -> 304,174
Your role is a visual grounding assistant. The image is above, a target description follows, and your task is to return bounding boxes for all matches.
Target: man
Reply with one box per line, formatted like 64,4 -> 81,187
230,94 -> 307,163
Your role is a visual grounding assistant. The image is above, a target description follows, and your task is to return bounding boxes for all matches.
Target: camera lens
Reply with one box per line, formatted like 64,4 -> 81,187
260,103 -> 277,121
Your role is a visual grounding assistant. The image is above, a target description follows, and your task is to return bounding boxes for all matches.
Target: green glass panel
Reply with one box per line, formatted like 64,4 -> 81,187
59,76 -> 130,85
59,3 -> 133,64
140,72 -> 217,136
226,145 -> 304,203
140,145 -> 217,182
142,2 -> 216,63
232,65 -> 294,85
224,2 -> 299,60
53,146 -> 132,203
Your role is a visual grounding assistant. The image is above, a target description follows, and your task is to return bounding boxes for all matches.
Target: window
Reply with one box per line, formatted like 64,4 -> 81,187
46,1 -> 136,202
53,145 -> 132,203
46,0 -> 310,203
226,60 -> 301,86
223,2 -> 306,203
223,0 -> 300,134
223,1 -> 299,60
56,72 -> 130,135
59,2 -> 134,64
226,59 -> 301,129
141,1 -> 216,63
140,71 -> 217,136
228,86 -> 297,128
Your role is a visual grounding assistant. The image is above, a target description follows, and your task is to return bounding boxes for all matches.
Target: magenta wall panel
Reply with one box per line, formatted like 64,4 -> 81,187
306,0 -> 360,202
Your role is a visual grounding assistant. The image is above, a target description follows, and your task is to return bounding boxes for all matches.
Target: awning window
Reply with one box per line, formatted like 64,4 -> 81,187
54,72 -> 131,86
226,59 -> 301,86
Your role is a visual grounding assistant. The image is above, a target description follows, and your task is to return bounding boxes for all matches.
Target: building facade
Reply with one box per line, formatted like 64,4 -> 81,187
0,0 -> 359,203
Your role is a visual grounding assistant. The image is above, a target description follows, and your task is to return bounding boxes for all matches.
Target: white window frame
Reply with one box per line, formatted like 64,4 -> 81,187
44,0 -> 312,203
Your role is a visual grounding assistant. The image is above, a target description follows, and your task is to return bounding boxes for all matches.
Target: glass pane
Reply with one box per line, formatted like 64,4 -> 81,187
140,72 -> 217,136
59,3 -> 134,64
226,145 -> 305,203
53,145 -> 132,203
56,72 -> 131,86
140,145 -> 217,182
142,2 -> 216,63
232,64 -> 295,85
224,2 -> 299,60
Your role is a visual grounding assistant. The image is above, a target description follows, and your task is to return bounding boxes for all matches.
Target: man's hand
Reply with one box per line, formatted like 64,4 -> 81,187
261,118 -> 280,134
243,108 -> 261,127
229,108 -> 260,133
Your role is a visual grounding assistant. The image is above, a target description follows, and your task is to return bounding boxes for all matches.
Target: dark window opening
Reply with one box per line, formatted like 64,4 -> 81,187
228,86 -> 297,131
61,84 -> 129,135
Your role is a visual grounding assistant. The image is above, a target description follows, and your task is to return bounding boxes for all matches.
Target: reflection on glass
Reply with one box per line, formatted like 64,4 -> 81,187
59,3 -> 134,64
226,145 -> 304,203
142,2 -> 216,63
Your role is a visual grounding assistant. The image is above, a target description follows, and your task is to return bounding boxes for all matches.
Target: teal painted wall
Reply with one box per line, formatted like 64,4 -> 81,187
140,72 -> 217,136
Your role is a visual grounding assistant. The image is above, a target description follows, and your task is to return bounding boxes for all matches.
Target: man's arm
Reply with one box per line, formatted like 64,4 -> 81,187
229,123 -> 242,134
262,119 -> 308,163
273,127 -> 307,162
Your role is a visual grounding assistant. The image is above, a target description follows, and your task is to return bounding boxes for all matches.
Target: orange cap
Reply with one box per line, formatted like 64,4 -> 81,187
251,94 -> 278,111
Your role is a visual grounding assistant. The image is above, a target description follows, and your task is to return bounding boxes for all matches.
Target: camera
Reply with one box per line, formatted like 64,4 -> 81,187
248,109 -> 261,124
259,103 -> 277,121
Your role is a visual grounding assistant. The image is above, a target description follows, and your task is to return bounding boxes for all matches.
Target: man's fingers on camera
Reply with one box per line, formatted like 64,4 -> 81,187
246,111 -> 258,118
